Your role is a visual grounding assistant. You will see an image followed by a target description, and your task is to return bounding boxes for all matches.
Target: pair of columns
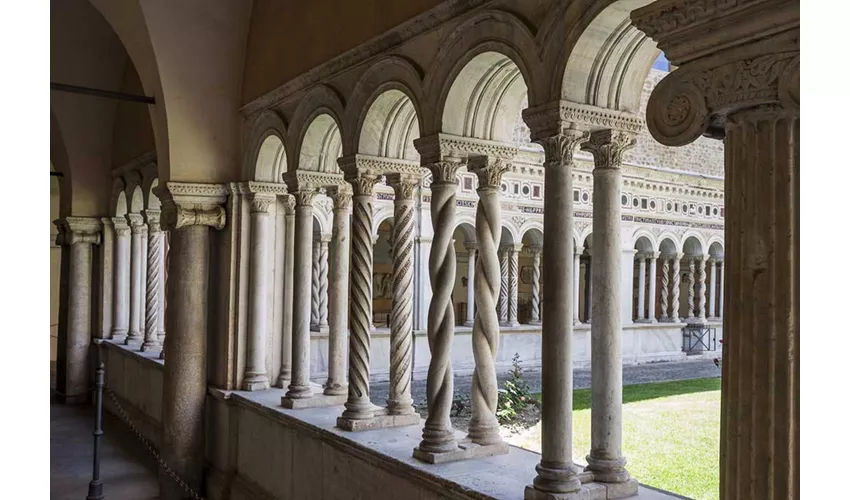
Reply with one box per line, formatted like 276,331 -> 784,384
107,210 -> 167,355
415,153 -> 511,461
634,252 -> 659,322
498,244 -> 523,327
310,233 -> 332,333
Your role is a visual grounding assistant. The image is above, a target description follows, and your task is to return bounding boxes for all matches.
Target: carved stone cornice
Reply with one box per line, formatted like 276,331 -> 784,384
327,185 -> 353,211
385,172 -> 421,200
229,181 -> 289,198
522,101 -> 642,141
339,154 -> 424,177
467,155 -> 510,190
55,217 -> 102,246
282,170 -> 345,192
154,182 -> 228,231
413,134 -> 517,165
632,0 -> 799,146
581,130 -> 637,171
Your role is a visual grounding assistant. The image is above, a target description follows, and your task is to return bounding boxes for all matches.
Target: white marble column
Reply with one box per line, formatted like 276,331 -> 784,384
583,257 -> 592,323
718,260 -> 725,320
415,158 -> 462,456
636,254 -> 647,322
671,253 -> 682,323
158,232 -> 168,348
686,257 -> 696,321
386,173 -> 420,415
243,189 -> 277,391
98,217 -> 114,339
325,187 -> 352,396
583,129 -> 636,485
464,242 -> 478,327
277,196 -> 296,387
498,247 -> 509,325
283,185 -> 318,402
110,217 -> 130,341
507,244 -> 521,327
338,171 -> 381,421
572,247 -> 582,325
55,217 -> 101,404
697,256 -> 707,323
528,245 -> 542,325
708,258 -> 717,320
310,236 -> 321,331
467,156 -> 510,448
141,209 -> 165,352
522,127 -> 587,497
660,256 -> 670,322
647,252 -> 659,322
155,182 -> 226,500
315,235 -> 331,332
125,213 -> 147,345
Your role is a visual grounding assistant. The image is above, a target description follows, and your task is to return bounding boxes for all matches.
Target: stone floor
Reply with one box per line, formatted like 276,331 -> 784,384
370,357 -> 720,408
50,393 -> 159,500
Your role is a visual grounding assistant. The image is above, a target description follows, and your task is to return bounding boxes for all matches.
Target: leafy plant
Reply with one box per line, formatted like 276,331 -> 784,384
496,353 -> 535,425
713,339 -> 724,369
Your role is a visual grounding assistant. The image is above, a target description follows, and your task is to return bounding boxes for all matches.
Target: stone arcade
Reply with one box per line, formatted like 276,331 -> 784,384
50,0 -> 798,499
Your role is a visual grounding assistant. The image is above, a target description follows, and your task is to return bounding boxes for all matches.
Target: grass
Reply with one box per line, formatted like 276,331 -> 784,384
510,378 -> 721,500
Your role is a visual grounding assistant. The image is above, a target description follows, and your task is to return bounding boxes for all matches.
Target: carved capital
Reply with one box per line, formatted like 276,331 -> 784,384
292,189 -> 317,207
467,155 -> 509,190
425,160 -> 463,185
126,213 -> 147,234
246,192 -> 276,214
538,129 -> 589,168
581,130 -> 637,171
327,185 -> 353,211
155,182 -> 228,231
111,217 -> 131,236
56,217 -> 103,246
283,195 -> 296,215
143,209 -> 162,233
464,241 -> 479,252
386,172 -> 421,200
346,174 -> 381,196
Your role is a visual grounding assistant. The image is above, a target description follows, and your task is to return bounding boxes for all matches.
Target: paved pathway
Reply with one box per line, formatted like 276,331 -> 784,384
51,394 -> 159,500
371,358 -> 720,408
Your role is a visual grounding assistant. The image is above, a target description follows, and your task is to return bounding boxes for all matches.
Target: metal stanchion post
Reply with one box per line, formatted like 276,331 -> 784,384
86,362 -> 105,500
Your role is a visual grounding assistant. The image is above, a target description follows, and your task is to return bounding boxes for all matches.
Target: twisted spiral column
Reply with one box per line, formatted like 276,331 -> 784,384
386,173 -> 419,415
341,174 -> 381,420
468,156 -> 509,446
660,257 -> 670,321
498,247 -> 509,324
508,245 -> 521,326
671,253 -> 682,322
528,246 -> 542,324
697,256 -> 707,322
311,239 -> 321,330
141,210 -> 163,352
317,235 -> 331,330
418,160 -> 462,453
687,257 -> 696,319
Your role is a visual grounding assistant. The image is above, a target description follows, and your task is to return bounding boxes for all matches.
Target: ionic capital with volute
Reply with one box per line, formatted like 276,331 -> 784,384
154,182 -> 228,231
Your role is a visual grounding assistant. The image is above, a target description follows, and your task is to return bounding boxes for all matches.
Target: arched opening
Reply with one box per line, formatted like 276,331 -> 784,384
451,222 -> 477,327
658,238 -> 678,322
373,218 -> 395,328
358,89 -> 420,161
254,134 -> 288,182
520,228 -> 544,325
633,236 -> 655,322
682,236 -> 705,322
579,233 -> 594,323
708,242 -> 725,320
300,114 -> 342,173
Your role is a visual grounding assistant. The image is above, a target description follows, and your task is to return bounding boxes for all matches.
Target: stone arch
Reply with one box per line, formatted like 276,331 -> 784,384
658,236 -> 678,257
544,0 -> 658,112
311,206 -> 330,236
147,178 -> 162,210
372,204 -> 396,239
631,228 -> 658,251
454,220 -> 477,244
244,110 -> 289,182
499,226 -> 519,247
520,227 -> 544,247
344,56 -> 424,156
580,228 -> 594,252
129,185 -> 145,214
356,89 -> 420,160
112,180 -> 128,217
297,114 -> 343,173
421,10 -> 543,134
518,220 -> 545,245
634,235 -> 654,253
682,231 -> 707,256
288,85 -> 345,171
709,240 -> 725,260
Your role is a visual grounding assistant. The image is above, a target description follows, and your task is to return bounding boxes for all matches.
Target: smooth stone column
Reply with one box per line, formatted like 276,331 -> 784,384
98,218 -> 114,339
583,257 -> 592,323
697,256 -> 707,323
277,196 -> 296,387
155,182 -> 226,500
464,242 -> 478,327
325,186 -> 352,396
660,256 -> 670,322
141,210 -> 164,352
572,247 -> 582,325
718,261 -> 725,320
528,245 -> 542,325
583,129 -> 635,484
671,253 -> 683,323
636,255 -> 647,321
414,159 -> 462,457
647,252 -> 659,322
283,188 -> 318,401
708,258 -> 717,319
272,196 -> 286,382
467,156 -> 510,448
125,214 -> 146,345
498,247 -> 509,325
55,217 -> 101,404
110,217 -> 131,341
338,172 -> 381,421
243,190 -> 276,391
386,173 -> 420,415
523,130 -> 587,496
507,244 -> 521,327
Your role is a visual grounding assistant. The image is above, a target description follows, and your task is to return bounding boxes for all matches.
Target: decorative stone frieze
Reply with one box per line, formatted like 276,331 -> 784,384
155,182 -> 228,231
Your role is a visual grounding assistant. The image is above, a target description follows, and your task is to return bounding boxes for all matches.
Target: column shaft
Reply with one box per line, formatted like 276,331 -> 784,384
687,258 -> 696,320
110,219 -> 131,341
584,129 -> 635,483
671,255 -> 682,322
278,199 -> 295,387
637,256 -> 647,321
572,250 -> 581,324
529,247 -> 542,324
326,189 -> 351,396
507,245 -> 520,326
718,262 -> 725,319
708,259 -> 717,319
141,210 -> 164,352
243,193 -> 274,390
498,249 -> 509,324
583,259 -> 592,323
697,257 -> 707,322
318,237 -> 330,330
660,258 -> 670,322
98,218 -> 114,339
126,214 -> 146,344
311,238 -> 321,330
464,245 -> 477,327
648,254 -> 658,322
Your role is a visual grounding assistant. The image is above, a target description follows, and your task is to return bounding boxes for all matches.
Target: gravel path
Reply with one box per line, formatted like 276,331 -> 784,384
370,358 -> 720,408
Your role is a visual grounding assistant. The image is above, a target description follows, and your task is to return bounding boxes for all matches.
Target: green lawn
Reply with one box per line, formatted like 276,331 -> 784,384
508,378 -> 721,500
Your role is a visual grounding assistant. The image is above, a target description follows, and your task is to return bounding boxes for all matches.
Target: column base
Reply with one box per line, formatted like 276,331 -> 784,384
140,342 -> 161,353
323,382 -> 347,396
413,438 -> 509,464
500,321 -> 521,328
336,407 -> 421,432
124,335 -> 143,346
242,376 -> 270,391
525,479 -> 638,500
463,320 -> 475,327
310,325 -> 330,334
110,332 -> 128,343
528,320 -> 542,326
281,392 -> 346,409
276,373 -> 291,389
